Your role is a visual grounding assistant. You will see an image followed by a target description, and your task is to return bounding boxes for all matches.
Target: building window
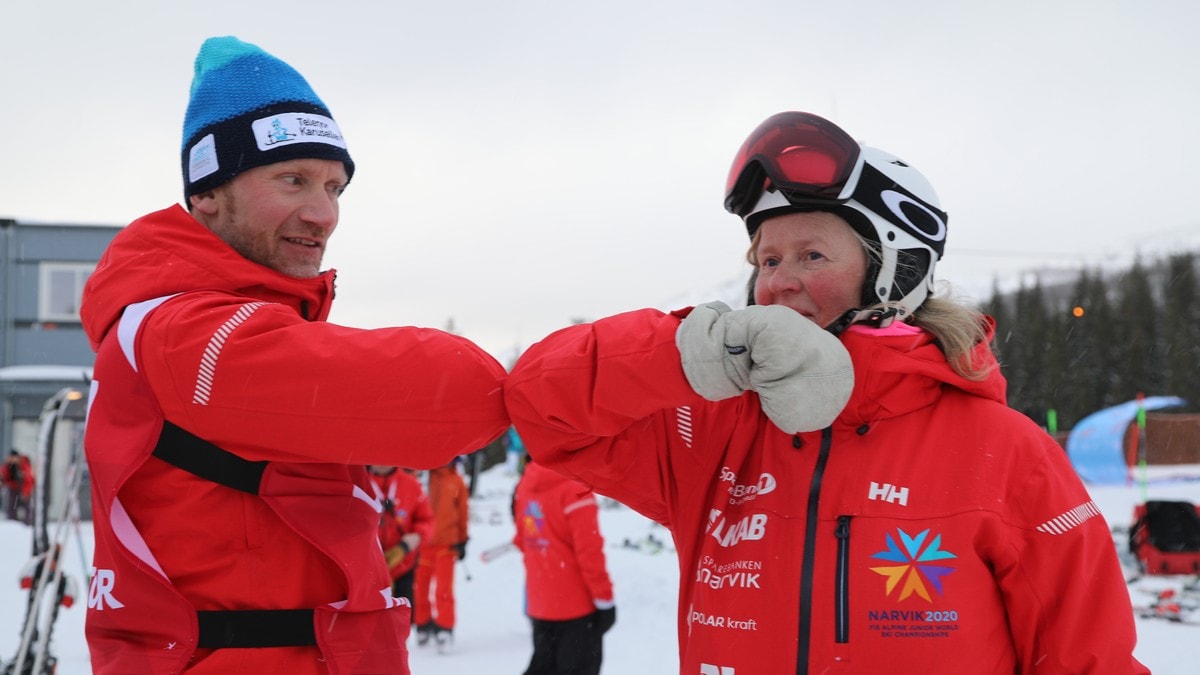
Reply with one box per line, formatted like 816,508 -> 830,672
39,263 -> 93,322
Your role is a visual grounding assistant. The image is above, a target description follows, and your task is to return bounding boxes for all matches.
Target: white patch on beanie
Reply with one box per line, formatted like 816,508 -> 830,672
251,112 -> 347,152
187,134 -> 219,184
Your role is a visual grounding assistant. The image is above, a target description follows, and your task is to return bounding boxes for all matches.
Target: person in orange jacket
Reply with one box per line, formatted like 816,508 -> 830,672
413,458 -> 470,647
368,466 -> 434,618
3,449 -> 34,524
513,456 -> 616,675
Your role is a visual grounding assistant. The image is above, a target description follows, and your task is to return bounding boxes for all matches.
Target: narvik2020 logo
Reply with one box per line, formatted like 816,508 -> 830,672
869,527 -> 957,601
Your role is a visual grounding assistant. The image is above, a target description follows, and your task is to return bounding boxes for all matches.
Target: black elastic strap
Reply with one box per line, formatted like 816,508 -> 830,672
197,609 -> 316,648
153,421 -> 267,494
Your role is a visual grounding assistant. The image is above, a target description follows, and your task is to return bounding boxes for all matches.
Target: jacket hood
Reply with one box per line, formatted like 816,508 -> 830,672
836,318 -> 1006,426
521,460 -> 591,498
81,204 -> 336,351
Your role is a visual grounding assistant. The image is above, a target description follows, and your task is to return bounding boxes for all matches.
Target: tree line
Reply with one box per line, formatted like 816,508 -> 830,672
981,251 -> 1200,431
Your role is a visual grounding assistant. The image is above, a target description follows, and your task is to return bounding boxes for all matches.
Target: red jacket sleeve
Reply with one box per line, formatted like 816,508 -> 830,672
505,308 -> 702,526
994,435 -> 1147,673
138,292 -> 508,468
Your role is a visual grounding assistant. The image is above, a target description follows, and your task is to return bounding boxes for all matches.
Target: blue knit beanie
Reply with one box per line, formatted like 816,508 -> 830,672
181,36 -> 354,200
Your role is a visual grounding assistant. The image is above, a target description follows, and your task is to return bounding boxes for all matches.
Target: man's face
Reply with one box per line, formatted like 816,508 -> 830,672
191,158 -> 348,278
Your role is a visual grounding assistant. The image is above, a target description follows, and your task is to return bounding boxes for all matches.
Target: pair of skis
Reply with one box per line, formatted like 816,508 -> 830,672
4,387 -> 87,675
1132,584 -> 1200,626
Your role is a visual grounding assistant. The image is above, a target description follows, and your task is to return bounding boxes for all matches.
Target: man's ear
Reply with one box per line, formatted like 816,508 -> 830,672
188,190 -> 219,216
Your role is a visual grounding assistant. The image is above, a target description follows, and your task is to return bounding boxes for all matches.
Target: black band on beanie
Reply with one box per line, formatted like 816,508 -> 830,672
182,102 -> 355,200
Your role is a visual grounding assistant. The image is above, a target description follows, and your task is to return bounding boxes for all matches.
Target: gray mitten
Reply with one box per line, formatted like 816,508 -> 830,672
677,302 -> 854,433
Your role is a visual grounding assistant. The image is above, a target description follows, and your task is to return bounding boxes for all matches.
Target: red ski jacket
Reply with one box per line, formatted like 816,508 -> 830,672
513,460 -> 614,621
2,455 -> 33,497
370,469 -> 434,579
506,308 -> 1147,674
80,205 -> 508,674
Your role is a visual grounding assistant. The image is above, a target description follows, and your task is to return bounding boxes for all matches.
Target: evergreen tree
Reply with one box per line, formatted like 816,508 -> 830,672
1160,252 -> 1200,407
984,281 -> 1012,365
1008,277 -> 1054,424
1110,257 -> 1161,402
1061,268 -> 1115,427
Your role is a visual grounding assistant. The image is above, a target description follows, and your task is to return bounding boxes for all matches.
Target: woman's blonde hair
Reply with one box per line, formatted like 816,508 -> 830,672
746,229 -> 994,381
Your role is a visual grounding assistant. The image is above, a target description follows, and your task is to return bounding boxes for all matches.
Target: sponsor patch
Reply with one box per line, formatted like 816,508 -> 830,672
252,112 -> 347,151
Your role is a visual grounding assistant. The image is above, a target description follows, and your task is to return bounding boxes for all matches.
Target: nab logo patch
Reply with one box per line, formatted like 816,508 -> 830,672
701,665 -> 735,675
708,513 -> 767,548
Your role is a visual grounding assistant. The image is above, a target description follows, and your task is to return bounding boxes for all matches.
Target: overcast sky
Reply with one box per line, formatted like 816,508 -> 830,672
3,1 -> 1198,361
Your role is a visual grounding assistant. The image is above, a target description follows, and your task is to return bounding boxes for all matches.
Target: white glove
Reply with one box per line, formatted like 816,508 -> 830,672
676,302 -> 854,433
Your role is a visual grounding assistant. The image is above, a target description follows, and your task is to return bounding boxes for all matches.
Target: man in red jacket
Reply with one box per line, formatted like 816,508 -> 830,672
79,36 -> 508,675
368,466 -> 434,619
513,457 -> 616,675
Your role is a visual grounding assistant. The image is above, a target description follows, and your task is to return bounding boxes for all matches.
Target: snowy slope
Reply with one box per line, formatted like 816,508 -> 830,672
2,465 -> 1196,674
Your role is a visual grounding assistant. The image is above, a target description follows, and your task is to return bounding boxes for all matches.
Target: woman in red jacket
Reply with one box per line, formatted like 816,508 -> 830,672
505,112 -> 1147,673
513,457 -> 616,675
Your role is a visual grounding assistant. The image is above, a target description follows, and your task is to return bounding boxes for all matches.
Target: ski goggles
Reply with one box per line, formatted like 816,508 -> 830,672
724,112 -> 864,218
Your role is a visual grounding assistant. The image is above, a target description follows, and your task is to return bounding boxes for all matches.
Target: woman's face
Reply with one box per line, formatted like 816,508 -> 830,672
752,211 -> 868,328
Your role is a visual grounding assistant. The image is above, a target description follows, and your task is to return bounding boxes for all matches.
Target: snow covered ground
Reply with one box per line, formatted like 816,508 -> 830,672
2,464 -> 1197,674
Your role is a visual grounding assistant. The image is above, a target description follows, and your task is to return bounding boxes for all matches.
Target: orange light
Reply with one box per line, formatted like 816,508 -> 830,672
1072,306 -> 1085,318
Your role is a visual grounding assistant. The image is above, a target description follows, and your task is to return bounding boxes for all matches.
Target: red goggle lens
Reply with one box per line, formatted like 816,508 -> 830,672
724,112 -> 861,216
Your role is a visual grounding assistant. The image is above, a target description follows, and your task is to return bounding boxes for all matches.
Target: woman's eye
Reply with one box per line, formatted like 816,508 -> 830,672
804,251 -> 826,262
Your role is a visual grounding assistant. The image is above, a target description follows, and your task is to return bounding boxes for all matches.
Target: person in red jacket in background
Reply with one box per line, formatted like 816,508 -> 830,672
368,466 -> 434,619
513,456 -> 616,675
3,449 -> 34,524
414,459 -> 470,648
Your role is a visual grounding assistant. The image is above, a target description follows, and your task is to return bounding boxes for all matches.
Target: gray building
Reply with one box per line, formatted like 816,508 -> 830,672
2,217 -> 121,517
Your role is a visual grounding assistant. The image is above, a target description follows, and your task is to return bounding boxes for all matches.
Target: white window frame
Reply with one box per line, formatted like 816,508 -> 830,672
38,262 -> 94,322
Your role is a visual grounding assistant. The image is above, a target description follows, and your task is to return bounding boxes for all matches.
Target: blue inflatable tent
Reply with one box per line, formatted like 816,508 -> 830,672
1066,396 -> 1187,484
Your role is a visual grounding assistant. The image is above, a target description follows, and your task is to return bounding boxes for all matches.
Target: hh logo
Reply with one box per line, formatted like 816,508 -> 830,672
868,481 -> 909,506
88,567 -> 124,610
701,665 -> 735,675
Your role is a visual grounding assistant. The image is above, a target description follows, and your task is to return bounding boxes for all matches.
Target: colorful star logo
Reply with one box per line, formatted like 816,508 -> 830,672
870,528 -> 957,602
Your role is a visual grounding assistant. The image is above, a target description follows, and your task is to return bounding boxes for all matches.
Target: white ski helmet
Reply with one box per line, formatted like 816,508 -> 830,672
725,112 -> 948,323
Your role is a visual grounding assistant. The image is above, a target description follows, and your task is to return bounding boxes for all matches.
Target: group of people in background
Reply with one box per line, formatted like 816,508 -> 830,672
366,444 -> 617,675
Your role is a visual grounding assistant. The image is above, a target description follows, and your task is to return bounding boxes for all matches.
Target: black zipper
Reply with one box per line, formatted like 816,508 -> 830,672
835,515 -> 852,643
795,427 -> 833,675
